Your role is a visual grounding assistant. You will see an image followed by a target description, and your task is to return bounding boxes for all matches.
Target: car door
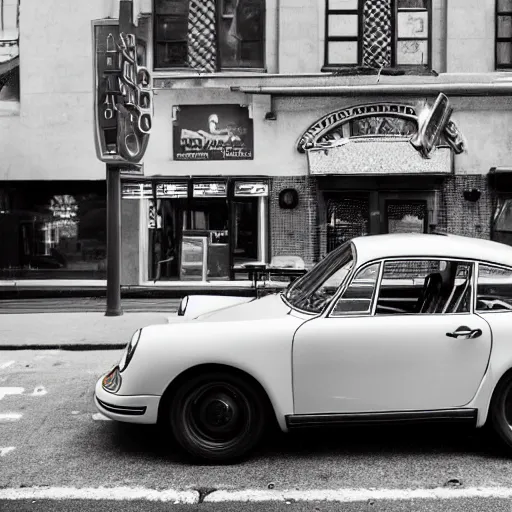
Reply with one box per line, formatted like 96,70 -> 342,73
292,258 -> 492,415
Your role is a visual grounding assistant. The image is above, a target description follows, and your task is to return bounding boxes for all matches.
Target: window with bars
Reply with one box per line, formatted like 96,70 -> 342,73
153,0 -> 265,71
496,0 -> 512,68
324,0 -> 431,69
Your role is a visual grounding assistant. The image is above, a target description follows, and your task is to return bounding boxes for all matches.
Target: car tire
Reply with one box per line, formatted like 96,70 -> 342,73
168,371 -> 267,462
490,372 -> 512,452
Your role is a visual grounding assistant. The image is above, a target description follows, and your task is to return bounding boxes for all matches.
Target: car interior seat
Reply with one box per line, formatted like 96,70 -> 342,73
416,272 -> 444,313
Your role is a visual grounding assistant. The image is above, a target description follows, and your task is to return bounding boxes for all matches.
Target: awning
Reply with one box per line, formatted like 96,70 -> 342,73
307,137 -> 453,176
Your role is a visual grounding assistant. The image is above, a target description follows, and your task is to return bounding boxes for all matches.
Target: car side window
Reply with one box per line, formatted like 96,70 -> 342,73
476,264 -> 512,312
375,259 -> 473,315
330,263 -> 381,317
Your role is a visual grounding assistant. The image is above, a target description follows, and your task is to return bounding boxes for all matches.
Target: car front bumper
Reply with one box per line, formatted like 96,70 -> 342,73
94,378 -> 160,424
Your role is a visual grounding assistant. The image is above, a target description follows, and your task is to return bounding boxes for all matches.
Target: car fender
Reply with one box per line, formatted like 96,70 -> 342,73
467,312 -> 512,427
178,294 -> 254,318
118,315 -> 306,431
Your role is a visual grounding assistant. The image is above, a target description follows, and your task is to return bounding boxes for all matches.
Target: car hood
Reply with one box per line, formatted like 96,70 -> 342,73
194,293 -> 291,322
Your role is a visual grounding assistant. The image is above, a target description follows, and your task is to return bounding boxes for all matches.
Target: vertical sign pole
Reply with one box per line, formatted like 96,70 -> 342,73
104,0 -> 133,317
105,164 -> 123,316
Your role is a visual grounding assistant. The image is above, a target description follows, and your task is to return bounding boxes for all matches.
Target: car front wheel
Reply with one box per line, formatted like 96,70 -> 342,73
490,372 -> 512,452
169,372 -> 266,462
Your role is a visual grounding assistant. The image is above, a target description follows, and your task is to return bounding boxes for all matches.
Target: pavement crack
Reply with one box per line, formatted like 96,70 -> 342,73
194,487 -> 217,504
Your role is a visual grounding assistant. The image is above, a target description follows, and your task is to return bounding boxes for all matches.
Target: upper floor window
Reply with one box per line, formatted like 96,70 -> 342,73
324,0 -> 431,70
496,0 -> 512,68
154,0 -> 265,71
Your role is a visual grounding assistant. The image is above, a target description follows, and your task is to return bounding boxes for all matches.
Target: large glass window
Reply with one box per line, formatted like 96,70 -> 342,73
126,179 -> 268,282
324,0 -> 431,68
154,0 -> 265,70
0,182 -> 106,279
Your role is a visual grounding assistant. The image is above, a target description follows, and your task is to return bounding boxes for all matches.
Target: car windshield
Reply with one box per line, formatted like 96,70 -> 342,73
284,242 -> 355,313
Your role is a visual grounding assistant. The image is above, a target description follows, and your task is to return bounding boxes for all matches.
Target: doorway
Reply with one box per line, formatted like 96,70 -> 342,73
326,191 -> 432,252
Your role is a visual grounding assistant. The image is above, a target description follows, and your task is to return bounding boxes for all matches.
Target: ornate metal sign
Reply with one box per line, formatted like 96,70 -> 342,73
93,21 -> 153,164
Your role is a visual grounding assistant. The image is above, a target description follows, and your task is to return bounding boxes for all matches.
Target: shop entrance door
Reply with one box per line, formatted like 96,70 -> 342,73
326,192 -> 430,252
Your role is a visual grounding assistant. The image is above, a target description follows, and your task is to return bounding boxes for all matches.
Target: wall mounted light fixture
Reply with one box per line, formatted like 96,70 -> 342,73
463,188 -> 481,202
279,188 -> 299,209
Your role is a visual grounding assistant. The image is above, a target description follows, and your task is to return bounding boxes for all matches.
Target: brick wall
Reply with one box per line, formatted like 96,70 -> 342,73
269,176 -> 319,268
438,175 -> 493,239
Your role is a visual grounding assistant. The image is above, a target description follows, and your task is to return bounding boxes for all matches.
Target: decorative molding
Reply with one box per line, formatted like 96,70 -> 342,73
297,103 -> 417,153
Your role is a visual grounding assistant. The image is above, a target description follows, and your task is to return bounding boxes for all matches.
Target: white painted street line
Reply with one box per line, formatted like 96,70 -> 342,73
30,386 -> 47,396
0,447 -> 16,457
0,387 -> 24,400
3,487 -> 512,503
204,487 -> 512,503
92,413 -> 112,421
0,487 -> 198,503
0,361 -> 15,370
0,413 -> 22,422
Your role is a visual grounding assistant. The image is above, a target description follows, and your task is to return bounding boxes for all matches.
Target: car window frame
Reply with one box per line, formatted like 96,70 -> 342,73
325,256 -> 477,319
475,261 -> 512,314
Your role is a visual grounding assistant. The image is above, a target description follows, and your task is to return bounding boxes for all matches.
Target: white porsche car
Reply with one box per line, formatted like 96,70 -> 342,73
95,233 -> 512,462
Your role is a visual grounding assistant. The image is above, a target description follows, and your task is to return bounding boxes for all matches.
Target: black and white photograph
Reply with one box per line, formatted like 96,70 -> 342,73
2,0 -> 512,511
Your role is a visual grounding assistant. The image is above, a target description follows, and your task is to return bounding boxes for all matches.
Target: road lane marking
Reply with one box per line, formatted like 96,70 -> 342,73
4,487 -> 512,503
0,447 -> 15,457
0,361 -> 15,370
30,386 -> 47,396
0,487 -> 198,503
204,487 -> 512,503
0,413 -> 22,422
0,388 -> 24,400
92,413 -> 112,421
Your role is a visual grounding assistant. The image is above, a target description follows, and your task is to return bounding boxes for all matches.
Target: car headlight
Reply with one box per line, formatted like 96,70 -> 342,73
102,366 -> 122,393
118,329 -> 142,373
177,295 -> 189,316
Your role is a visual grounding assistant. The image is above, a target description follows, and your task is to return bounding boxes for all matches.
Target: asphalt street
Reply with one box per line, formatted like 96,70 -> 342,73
2,350 -> 512,511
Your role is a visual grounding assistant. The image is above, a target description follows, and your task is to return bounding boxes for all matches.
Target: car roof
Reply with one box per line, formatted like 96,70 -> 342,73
351,233 -> 512,268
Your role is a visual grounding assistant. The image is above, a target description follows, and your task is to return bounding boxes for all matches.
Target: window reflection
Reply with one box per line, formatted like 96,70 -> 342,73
0,183 -> 106,279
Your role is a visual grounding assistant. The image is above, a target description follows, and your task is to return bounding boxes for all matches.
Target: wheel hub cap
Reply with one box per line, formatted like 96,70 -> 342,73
205,399 -> 233,427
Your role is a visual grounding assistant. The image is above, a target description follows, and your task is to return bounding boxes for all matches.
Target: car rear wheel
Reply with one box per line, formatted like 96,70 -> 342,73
490,373 -> 512,452
169,372 -> 266,462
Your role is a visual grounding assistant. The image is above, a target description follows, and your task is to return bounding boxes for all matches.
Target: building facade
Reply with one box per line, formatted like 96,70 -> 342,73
1,0 -> 512,288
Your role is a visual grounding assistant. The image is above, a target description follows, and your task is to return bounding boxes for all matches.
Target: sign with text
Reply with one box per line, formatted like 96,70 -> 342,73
173,105 -> 253,161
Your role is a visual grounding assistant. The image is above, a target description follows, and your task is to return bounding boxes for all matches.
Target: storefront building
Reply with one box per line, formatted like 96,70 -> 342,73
1,0 -> 512,289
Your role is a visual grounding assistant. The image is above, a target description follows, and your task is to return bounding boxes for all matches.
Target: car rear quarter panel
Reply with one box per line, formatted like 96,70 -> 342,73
118,316 -> 305,430
470,312 -> 512,426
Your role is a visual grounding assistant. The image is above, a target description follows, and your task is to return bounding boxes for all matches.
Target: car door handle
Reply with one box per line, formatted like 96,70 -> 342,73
446,326 -> 483,339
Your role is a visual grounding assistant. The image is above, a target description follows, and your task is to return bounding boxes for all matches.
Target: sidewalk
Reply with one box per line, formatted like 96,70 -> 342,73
0,312 -> 179,349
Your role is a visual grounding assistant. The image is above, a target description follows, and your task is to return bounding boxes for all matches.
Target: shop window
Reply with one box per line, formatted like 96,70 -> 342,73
496,0 -> 512,69
324,0 -> 431,69
154,0 -> 265,70
143,179 -> 268,282
0,182 -> 106,279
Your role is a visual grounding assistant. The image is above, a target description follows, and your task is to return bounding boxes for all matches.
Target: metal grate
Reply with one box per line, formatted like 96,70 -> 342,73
362,0 -> 392,68
327,197 -> 369,253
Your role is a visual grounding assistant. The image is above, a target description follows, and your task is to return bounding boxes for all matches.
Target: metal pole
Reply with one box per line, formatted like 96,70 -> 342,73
105,164 -> 123,316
